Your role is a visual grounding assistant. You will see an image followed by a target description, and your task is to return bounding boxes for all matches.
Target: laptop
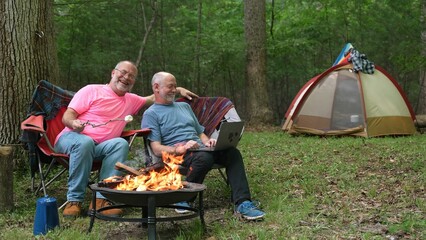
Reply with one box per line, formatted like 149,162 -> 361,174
191,121 -> 245,152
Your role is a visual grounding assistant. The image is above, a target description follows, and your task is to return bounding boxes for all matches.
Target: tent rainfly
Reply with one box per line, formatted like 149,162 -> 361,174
282,46 -> 417,137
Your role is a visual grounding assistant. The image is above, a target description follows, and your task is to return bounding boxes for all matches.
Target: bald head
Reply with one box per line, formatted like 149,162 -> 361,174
151,72 -> 175,86
151,72 -> 177,104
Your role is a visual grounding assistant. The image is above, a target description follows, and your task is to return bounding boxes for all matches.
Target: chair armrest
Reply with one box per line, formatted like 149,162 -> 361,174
21,115 -> 45,133
121,128 -> 151,138
121,128 -> 151,149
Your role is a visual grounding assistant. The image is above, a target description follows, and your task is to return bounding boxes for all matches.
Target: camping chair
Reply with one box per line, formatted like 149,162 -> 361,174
145,96 -> 242,185
20,80 -> 150,196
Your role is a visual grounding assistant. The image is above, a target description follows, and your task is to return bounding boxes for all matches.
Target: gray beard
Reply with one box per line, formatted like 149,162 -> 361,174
160,93 -> 175,102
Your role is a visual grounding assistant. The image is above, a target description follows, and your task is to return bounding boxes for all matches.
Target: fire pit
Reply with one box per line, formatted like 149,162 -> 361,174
87,181 -> 206,240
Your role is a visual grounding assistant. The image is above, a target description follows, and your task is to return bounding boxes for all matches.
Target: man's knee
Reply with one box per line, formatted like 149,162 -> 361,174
74,135 -> 96,152
194,152 -> 215,168
113,138 -> 129,148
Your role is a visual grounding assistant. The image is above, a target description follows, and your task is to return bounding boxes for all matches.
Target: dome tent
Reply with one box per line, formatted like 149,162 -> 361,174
282,45 -> 417,137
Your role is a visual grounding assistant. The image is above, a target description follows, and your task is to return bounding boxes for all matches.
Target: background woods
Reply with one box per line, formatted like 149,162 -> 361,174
1,0 -> 426,145
52,0 -> 425,122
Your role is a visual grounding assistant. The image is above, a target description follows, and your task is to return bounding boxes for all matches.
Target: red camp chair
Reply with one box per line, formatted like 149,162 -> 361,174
20,80 -> 150,196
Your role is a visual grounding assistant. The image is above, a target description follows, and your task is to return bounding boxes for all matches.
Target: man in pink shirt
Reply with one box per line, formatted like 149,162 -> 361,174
55,60 -> 197,218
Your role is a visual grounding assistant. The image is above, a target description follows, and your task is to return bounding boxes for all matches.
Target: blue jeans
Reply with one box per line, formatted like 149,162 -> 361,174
55,131 -> 129,201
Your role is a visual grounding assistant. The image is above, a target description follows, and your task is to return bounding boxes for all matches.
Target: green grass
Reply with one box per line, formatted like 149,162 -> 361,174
1,127 -> 425,239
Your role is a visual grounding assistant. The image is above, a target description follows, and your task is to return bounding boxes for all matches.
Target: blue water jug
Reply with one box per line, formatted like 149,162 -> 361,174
33,196 -> 60,235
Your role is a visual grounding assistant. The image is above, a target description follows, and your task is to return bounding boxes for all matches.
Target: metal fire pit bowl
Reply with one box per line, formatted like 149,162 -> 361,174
90,181 -> 206,206
87,181 -> 206,240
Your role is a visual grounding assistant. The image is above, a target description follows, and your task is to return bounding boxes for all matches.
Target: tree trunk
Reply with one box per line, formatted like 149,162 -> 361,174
1,0 -> 59,145
243,0 -> 274,124
418,0 -> 426,114
0,0 -> 59,198
135,0 -> 158,67
0,146 -> 14,211
194,0 -> 202,92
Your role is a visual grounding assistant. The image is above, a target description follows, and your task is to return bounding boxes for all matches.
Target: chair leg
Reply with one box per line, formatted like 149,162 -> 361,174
31,177 -> 35,192
35,157 -> 67,196
37,158 -> 48,197
43,168 -> 67,189
58,200 -> 69,210
217,168 -> 228,185
35,156 -> 55,195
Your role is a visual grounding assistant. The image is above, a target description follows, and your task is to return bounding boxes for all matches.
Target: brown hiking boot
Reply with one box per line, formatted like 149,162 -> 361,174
89,198 -> 123,217
63,201 -> 82,218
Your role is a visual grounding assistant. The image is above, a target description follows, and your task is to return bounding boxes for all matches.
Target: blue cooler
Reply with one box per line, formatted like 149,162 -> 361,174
33,196 -> 60,235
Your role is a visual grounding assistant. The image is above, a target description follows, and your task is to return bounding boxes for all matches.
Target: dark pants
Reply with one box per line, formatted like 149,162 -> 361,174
182,147 -> 251,205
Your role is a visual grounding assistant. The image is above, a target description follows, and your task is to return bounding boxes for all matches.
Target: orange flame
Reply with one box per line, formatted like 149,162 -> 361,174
115,152 -> 184,191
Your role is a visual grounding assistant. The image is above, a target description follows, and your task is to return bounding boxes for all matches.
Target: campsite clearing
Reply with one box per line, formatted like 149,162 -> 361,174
1,127 -> 425,239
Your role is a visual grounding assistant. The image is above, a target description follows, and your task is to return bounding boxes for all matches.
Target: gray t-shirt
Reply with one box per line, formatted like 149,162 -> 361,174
141,102 -> 205,146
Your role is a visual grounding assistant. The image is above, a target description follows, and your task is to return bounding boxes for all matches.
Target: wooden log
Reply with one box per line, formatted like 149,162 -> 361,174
0,146 -> 14,211
114,161 -> 166,176
115,162 -> 143,176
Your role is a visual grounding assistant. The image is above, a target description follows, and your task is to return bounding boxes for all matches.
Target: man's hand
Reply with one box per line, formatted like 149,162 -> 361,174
176,87 -> 199,100
204,138 -> 216,147
175,140 -> 199,155
63,108 -> 85,132
71,119 -> 85,132
183,140 -> 199,150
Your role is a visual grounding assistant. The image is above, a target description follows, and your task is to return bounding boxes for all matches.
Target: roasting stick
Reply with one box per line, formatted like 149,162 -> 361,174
83,115 -> 134,128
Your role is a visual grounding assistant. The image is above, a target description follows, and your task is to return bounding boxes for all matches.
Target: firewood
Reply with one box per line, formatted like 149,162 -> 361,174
139,161 -> 165,174
115,162 -> 143,176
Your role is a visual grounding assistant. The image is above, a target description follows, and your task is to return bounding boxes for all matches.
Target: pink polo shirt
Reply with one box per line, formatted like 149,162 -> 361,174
56,84 -> 147,144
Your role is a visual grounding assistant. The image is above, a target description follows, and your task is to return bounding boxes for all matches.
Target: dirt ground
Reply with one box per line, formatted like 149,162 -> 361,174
102,203 -> 230,239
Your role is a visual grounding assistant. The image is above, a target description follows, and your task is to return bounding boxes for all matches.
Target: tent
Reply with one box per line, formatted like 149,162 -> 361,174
282,46 -> 417,137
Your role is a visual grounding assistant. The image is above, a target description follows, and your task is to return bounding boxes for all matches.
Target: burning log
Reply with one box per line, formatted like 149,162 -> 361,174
114,161 -> 166,176
139,161 -> 166,174
115,162 -> 143,176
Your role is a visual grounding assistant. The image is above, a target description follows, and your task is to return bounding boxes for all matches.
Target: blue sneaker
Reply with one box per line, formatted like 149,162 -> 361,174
235,200 -> 265,220
174,201 -> 190,214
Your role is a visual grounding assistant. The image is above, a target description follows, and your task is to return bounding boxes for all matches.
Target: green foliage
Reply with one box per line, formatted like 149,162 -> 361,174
53,0 -> 425,122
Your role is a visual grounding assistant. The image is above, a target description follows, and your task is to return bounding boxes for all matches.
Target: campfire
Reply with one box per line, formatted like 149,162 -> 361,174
88,154 -> 207,239
103,152 -> 184,191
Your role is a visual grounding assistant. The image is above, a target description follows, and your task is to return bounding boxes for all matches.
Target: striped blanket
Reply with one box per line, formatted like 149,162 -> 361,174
26,80 -> 75,120
176,97 -> 234,137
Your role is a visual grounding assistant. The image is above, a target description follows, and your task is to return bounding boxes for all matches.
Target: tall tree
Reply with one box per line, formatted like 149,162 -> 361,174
418,0 -> 426,114
194,0 -> 202,92
135,0 -> 158,67
243,0 -> 273,124
0,0 -> 59,208
1,0 -> 59,145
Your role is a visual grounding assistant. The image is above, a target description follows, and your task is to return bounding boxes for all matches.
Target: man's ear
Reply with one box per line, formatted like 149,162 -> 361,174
153,83 -> 159,92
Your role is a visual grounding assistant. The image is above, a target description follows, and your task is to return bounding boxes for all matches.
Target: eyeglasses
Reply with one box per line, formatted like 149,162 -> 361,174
114,68 -> 136,81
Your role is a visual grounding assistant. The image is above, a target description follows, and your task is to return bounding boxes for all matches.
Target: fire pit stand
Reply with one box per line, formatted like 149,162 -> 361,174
87,182 -> 206,240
